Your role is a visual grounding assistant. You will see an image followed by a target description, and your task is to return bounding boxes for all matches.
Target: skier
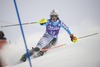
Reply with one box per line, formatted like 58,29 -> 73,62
0,31 -> 7,67
0,31 -> 7,49
20,9 -> 77,62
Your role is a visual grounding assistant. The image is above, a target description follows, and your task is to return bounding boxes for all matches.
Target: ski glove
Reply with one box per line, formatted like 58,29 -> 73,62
70,34 -> 77,43
39,19 -> 47,25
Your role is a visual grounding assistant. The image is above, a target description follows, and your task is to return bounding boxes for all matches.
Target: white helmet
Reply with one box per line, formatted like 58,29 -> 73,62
50,9 -> 59,16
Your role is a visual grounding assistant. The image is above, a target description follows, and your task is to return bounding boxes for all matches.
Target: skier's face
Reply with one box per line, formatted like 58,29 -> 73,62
51,15 -> 58,22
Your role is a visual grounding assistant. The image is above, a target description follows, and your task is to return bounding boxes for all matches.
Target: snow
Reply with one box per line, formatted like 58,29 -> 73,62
1,31 -> 100,67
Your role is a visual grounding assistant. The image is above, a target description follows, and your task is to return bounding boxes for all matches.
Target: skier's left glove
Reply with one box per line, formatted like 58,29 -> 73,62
39,19 -> 47,25
70,34 -> 77,43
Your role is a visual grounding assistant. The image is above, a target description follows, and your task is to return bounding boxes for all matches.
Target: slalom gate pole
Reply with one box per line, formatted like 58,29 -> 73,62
13,0 -> 32,67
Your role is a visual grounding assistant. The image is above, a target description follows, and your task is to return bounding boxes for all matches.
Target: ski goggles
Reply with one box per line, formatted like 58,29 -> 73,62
51,15 -> 58,18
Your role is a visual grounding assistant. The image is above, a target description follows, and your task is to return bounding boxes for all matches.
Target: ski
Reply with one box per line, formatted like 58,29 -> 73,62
42,44 -> 65,51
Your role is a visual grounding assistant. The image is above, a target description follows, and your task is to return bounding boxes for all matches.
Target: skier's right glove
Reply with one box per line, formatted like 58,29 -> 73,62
39,19 -> 47,25
70,34 -> 77,43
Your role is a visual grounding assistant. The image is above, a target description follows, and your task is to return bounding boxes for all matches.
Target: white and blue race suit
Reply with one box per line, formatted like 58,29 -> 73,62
36,19 -> 72,49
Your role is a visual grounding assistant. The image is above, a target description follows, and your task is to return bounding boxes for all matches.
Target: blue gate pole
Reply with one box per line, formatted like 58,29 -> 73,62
13,0 -> 32,67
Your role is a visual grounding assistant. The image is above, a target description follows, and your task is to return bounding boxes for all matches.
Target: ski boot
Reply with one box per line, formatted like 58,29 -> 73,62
20,47 -> 41,62
20,53 -> 27,62
32,47 -> 42,58
39,51 -> 44,56
20,47 -> 34,62
33,50 -> 44,58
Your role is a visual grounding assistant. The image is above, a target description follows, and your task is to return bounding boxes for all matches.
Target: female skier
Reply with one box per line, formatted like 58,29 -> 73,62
20,9 -> 77,62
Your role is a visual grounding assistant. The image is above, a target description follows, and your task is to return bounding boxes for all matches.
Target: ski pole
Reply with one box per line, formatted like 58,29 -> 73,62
1,22 -> 38,28
78,32 -> 99,39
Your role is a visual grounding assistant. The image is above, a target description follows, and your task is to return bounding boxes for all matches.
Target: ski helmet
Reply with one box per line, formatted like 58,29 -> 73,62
50,9 -> 59,17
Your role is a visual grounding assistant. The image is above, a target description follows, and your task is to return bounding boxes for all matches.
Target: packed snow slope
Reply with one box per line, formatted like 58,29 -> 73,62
1,19 -> 100,67
1,16 -> 100,67
2,30 -> 100,67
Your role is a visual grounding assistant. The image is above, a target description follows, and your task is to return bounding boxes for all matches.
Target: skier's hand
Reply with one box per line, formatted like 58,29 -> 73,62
39,19 -> 47,25
70,34 -> 77,43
